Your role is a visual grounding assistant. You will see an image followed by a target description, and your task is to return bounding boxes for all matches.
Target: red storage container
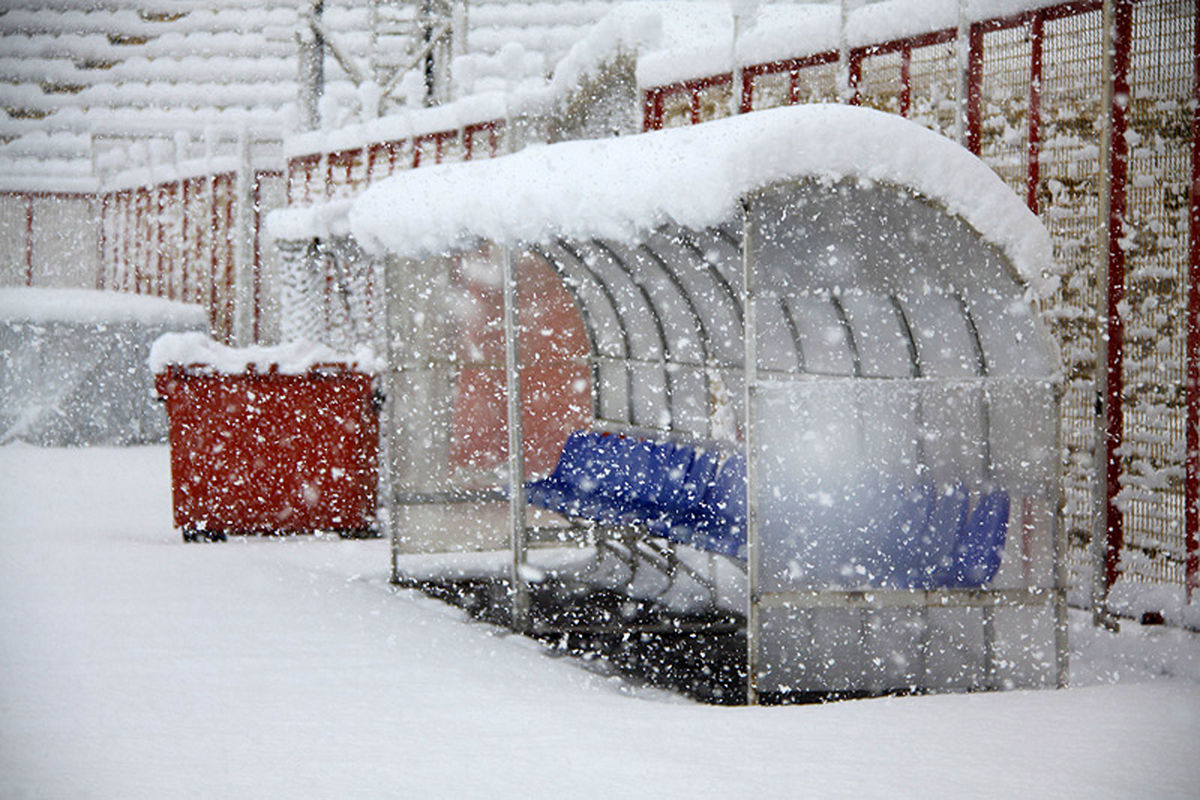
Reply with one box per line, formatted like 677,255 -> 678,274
155,363 -> 379,541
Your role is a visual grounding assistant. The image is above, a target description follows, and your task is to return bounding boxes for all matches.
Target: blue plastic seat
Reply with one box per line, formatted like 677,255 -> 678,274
525,429 -> 598,513
937,489 -> 1009,588
871,482 -> 937,588
654,452 -> 747,559
911,482 -> 969,588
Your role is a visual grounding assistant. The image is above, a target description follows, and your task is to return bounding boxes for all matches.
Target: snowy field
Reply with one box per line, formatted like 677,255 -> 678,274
2,445 -> 1198,799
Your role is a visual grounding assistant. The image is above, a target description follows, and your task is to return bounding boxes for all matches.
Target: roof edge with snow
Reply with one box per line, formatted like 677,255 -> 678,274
271,104 -> 1055,296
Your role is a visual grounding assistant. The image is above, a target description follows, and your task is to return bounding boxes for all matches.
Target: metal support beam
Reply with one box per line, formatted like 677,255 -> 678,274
741,198 -> 761,705
1053,383 -> 1071,688
232,127 -> 254,346
298,1 -> 325,131
384,255 -> 404,586
1188,0 -> 1200,605
755,587 -> 1062,611
503,245 -> 531,633
1092,0 -> 1130,630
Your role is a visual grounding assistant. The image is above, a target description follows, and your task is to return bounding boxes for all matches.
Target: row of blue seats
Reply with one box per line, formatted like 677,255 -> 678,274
526,428 -> 1008,589
524,429 -> 743,556
849,481 -> 1010,589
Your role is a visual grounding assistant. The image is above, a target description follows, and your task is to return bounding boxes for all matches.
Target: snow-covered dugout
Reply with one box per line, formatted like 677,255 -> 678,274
275,104 -> 1068,700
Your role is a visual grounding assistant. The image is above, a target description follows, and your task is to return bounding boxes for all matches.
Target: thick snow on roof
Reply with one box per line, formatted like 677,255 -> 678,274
340,103 -> 1054,295
148,331 -> 382,375
0,287 -> 207,326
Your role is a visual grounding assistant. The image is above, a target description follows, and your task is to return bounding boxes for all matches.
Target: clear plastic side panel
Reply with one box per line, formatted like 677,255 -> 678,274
753,378 -> 1059,694
385,249 -> 508,554
670,365 -> 711,437
759,603 -> 1057,694
757,291 -> 802,373
685,227 -> 745,366
899,292 -> 982,378
987,379 -> 1060,591
785,294 -> 855,377
838,291 -> 915,378
755,379 -> 1056,591
597,360 -> 631,424
630,361 -> 670,429
386,245 -> 593,557
968,294 -> 1056,378
648,227 -> 744,368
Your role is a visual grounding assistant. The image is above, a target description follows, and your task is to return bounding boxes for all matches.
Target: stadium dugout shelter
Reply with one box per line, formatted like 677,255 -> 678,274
271,103 -> 1068,702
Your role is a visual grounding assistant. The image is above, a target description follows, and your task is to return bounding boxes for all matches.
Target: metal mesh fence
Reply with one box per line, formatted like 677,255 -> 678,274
1038,6 -> 1105,597
664,0 -> 1197,603
858,49 -> 905,116
979,25 -> 1032,197
1120,0 -> 1194,587
907,39 -> 959,138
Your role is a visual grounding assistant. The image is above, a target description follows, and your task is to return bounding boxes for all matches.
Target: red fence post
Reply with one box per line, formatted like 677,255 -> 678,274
967,23 -> 984,155
24,195 -> 33,286
1102,0 -> 1134,593
97,192 -> 107,290
155,183 -> 165,297
223,174 -> 236,341
1027,13 -> 1044,213
181,178 -> 191,303
847,49 -> 863,105
1187,0 -> 1200,604
209,175 -> 219,333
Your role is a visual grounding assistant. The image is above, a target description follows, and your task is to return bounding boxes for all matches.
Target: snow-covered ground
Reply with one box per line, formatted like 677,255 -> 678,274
2,445 -> 1198,799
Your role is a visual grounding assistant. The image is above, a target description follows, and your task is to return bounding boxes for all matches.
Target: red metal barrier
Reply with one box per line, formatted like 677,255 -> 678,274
155,364 -> 379,540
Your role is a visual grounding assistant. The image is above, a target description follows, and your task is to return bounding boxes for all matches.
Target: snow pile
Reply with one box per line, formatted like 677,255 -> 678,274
337,104 -> 1053,295
149,331 -> 382,375
0,287 -> 206,327
1,444 -> 1198,797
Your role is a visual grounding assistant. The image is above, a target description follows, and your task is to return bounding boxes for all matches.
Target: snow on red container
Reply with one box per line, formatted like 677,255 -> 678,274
151,334 -> 382,541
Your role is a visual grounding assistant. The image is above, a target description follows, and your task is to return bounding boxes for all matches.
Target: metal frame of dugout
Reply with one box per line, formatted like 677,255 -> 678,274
375,174 -> 1068,704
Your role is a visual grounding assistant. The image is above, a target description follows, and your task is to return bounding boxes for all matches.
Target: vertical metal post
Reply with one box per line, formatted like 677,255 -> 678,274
741,199 -> 761,705
503,245 -> 531,633
24,195 -> 33,286
965,22 -> 984,155
97,191 -> 108,290
1187,0 -> 1200,605
1027,12 -> 1044,213
384,254 -> 403,586
1052,382 -> 1071,687
954,0 -> 969,146
730,10 -> 743,117
837,0 -> 850,103
1092,0 -> 1131,628
299,1 -> 325,131
421,0 -> 437,106
981,606 -> 997,689
233,127 -> 255,346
